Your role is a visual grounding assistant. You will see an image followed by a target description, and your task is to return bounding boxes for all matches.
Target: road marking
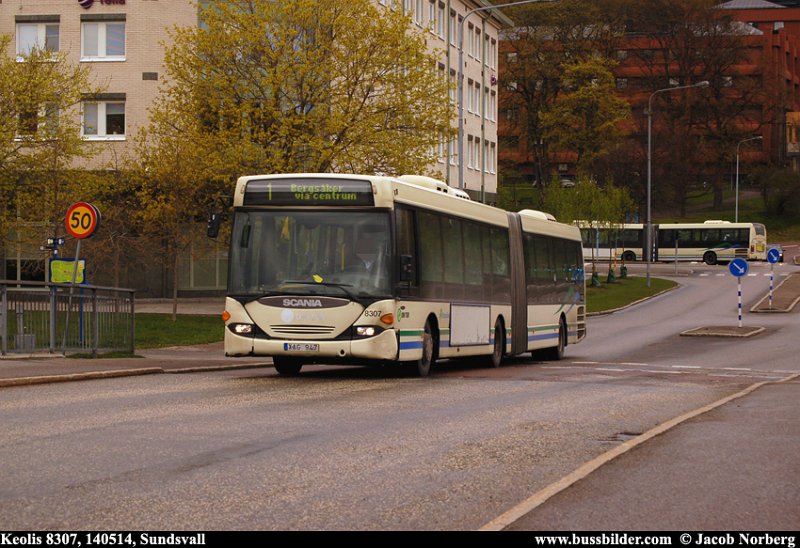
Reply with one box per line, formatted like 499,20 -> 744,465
716,273 -> 725,277
620,362 -> 648,366
699,273 -> 710,277
478,373 -> 800,531
597,368 -> 625,372
723,367 -> 751,371
671,365 -> 700,369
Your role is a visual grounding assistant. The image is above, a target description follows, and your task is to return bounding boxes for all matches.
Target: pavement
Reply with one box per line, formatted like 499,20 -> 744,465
2,270 -> 799,387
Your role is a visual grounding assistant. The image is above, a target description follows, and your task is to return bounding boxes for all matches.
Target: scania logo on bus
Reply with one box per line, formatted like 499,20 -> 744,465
79,0 -> 94,8
283,298 -> 323,308
258,296 -> 350,309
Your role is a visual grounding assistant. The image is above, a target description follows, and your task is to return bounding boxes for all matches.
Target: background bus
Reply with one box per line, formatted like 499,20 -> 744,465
221,173 -> 586,377
578,221 -> 766,264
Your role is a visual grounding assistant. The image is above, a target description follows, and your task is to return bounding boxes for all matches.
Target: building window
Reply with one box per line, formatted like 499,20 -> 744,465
15,16 -> 60,58
616,78 -> 628,90
83,95 -> 126,139
16,105 -> 59,140
81,17 -> 126,61
414,0 -> 424,25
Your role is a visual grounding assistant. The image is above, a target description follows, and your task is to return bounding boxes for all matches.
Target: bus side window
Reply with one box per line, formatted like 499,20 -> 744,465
396,207 -> 417,285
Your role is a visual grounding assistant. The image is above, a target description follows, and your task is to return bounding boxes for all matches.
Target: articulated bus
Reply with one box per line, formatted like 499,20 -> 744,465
222,173 -> 586,376
579,220 -> 767,265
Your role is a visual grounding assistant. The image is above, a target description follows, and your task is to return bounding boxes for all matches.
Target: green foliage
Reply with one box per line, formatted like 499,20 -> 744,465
587,276 -> 677,314
0,36 -> 101,251
134,313 -> 222,349
157,0 -> 454,178
540,56 -> 630,176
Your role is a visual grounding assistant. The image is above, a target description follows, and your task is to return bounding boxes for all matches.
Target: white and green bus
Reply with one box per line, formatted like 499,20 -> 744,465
579,220 -> 767,265
222,173 -> 586,376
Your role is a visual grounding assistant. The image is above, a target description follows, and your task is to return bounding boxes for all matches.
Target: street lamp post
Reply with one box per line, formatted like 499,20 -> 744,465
646,80 -> 709,287
457,0 -> 549,196
735,136 -> 762,223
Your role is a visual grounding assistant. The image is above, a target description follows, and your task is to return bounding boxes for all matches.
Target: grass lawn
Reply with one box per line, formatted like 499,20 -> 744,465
586,276 -> 678,314
135,313 -> 223,349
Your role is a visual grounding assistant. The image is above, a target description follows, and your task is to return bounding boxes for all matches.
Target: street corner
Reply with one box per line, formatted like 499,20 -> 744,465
680,325 -> 765,338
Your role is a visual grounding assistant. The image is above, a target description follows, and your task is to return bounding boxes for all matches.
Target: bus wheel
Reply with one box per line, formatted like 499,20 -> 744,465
622,250 -> 636,262
543,319 -> 566,361
703,251 -> 717,265
273,357 -> 303,376
416,319 -> 437,377
486,319 -> 504,368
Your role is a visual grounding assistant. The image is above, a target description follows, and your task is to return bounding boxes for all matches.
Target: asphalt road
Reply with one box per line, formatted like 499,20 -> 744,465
0,262 -> 797,530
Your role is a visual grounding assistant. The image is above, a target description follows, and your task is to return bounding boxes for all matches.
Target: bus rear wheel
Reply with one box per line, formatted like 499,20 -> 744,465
542,318 -> 566,361
622,250 -> 636,262
273,357 -> 303,376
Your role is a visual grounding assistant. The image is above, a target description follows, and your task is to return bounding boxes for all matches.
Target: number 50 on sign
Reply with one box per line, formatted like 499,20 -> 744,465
65,202 -> 101,239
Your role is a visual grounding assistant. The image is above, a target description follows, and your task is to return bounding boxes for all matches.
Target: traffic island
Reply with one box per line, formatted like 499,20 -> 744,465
751,272 -> 800,313
680,326 -> 765,338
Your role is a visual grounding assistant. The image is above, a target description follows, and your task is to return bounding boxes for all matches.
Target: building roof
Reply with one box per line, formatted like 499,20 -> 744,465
717,0 -> 785,9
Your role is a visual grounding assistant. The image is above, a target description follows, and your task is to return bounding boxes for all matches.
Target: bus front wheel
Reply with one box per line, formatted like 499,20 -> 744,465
703,251 -> 718,265
273,357 -> 303,376
416,319 -> 438,377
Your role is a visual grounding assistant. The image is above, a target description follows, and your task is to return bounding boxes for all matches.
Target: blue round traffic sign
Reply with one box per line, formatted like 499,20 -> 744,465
767,247 -> 781,264
728,258 -> 749,278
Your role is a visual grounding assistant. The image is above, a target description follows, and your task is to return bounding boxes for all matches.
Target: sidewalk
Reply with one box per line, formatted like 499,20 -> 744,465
0,298 -> 270,388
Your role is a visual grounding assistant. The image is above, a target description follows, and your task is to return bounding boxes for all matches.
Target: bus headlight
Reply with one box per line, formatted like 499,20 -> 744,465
356,326 -> 377,337
230,323 -> 254,335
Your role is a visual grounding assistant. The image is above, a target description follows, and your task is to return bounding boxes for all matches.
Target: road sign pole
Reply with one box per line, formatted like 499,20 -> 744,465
769,263 -> 774,309
738,277 -> 743,329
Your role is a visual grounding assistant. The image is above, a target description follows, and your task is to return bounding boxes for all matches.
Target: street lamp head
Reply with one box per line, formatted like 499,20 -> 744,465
695,80 -> 710,88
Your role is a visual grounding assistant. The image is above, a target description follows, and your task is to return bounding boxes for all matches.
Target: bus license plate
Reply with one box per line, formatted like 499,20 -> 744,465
284,343 -> 319,352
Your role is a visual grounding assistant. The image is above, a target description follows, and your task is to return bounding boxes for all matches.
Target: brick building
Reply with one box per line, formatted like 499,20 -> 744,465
498,0 -> 800,192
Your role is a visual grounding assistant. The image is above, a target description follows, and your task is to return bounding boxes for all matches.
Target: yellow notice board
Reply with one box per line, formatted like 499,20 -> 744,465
50,259 -> 86,283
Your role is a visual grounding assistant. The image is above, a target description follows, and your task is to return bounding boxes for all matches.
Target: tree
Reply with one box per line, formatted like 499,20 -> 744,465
542,176 -> 634,282
157,0 -> 455,178
0,35 -> 100,279
501,0 -> 628,187
540,57 -> 630,178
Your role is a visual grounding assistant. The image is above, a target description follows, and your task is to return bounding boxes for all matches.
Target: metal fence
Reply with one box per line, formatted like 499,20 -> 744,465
0,280 -> 135,356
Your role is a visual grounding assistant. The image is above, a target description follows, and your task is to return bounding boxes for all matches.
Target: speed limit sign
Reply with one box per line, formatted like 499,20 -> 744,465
65,202 -> 101,239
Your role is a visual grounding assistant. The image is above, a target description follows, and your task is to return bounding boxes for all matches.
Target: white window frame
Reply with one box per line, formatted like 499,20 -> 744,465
82,99 -> 126,140
81,20 -> 126,61
15,19 -> 59,60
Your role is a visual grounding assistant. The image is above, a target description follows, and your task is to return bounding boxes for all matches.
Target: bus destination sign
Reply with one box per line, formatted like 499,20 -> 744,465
244,178 -> 375,206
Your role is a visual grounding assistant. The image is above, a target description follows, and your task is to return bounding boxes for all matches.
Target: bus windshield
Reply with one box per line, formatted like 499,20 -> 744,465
228,210 -> 392,299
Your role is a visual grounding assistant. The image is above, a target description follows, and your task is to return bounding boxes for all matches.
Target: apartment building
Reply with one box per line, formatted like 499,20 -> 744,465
1,0 -> 511,292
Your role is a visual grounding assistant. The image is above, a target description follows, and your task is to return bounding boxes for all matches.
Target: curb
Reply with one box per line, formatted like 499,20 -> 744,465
680,326 -> 765,338
0,367 -> 163,388
0,363 -> 269,388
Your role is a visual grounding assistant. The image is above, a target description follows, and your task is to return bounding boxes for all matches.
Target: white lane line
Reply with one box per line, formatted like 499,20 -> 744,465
671,365 -> 701,369
478,373 -> 800,531
620,362 -> 648,366
597,368 -> 625,372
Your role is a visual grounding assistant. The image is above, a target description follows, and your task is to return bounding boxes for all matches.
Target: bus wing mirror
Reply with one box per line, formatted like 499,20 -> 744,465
400,254 -> 415,282
207,212 -> 223,239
